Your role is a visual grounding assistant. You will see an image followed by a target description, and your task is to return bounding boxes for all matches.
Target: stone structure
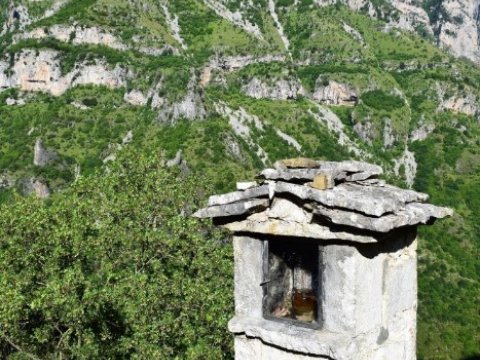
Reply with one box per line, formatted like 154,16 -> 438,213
194,159 -> 452,360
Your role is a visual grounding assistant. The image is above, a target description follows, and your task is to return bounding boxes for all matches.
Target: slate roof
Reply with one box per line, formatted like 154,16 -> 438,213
194,159 -> 453,243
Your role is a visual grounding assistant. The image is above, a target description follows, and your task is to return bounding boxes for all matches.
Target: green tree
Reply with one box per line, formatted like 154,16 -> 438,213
0,148 -> 234,359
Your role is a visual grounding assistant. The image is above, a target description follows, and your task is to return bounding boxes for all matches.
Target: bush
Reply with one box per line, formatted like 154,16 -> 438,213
360,90 -> 404,111
0,148 -> 234,359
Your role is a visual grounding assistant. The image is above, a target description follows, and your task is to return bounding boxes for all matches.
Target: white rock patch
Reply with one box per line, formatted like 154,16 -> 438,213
275,129 -> 302,152
161,3 -> 187,50
215,102 -> 269,164
394,147 -> 417,188
203,0 -> 264,40
1,49 -> 128,97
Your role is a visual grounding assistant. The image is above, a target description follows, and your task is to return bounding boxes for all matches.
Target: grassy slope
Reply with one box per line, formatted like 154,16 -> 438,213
0,1 -> 479,358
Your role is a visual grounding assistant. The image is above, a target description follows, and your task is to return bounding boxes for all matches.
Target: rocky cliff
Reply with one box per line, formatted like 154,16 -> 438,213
0,0 -> 478,357
313,0 -> 480,63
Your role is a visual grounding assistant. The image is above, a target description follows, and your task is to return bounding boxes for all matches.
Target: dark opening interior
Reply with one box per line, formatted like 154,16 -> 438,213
263,238 -> 320,327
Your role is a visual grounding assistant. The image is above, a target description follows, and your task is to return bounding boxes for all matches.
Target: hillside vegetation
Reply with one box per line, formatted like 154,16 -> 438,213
0,0 -> 479,359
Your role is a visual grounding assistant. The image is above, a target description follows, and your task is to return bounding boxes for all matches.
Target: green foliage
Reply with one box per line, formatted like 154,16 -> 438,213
0,2 -> 479,358
35,0 -> 98,27
410,113 -> 480,359
0,148 -> 234,359
361,89 -> 404,111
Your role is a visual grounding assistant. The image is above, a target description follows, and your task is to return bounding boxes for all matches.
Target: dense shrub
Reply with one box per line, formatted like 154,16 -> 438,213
0,148 -> 234,359
360,89 -> 404,111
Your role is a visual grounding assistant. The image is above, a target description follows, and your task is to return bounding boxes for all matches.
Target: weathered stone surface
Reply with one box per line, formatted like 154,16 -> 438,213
33,139 -> 57,167
233,236 -> 264,318
322,245 -> 358,333
314,202 -> 453,233
308,174 -> 334,190
194,198 -> 269,218
265,197 -> 313,223
274,182 -> 405,217
242,77 -> 305,100
210,160 -> 451,360
275,129 -> 302,152
345,171 -> 377,182
1,49 -> 128,97
229,230 -> 419,360
230,316 -> 378,360
312,80 -> 357,106
234,334 -> 334,360
318,160 -> 383,176
207,185 -> 270,206
33,179 -> 50,199
166,150 -> 183,168
22,177 -> 50,199
224,217 -> 378,243
258,168 -> 340,182
260,161 -> 382,184
236,181 -> 258,191
354,178 -> 386,186
196,160 -> 452,239
274,157 -> 320,169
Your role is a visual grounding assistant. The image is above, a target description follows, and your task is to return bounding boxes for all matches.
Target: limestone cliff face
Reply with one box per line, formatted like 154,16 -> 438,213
0,49 -> 128,96
312,80 -> 357,106
199,0 -> 480,63
311,0 -> 480,63
242,77 -> 305,100
434,0 -> 480,63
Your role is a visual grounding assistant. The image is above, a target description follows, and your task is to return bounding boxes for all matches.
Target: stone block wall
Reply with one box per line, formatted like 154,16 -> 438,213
230,229 -> 417,360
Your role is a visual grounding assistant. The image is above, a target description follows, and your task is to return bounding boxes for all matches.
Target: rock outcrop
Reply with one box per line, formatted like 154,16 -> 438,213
215,102 -> 269,164
410,122 -> 435,142
202,0 -> 264,40
242,77 -> 305,100
124,90 -> 149,106
394,147 -> 418,188
1,3 -> 30,36
312,80 -> 357,105
275,129 -> 302,152
268,0 -> 291,55
309,105 -> 368,158
22,178 -> 51,199
33,139 -> 57,167
441,94 -> 478,116
161,3 -> 187,50
311,0 -> 480,64
0,49 -> 128,96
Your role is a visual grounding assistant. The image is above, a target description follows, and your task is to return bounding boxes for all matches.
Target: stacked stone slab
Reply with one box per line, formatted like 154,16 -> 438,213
194,158 -> 452,360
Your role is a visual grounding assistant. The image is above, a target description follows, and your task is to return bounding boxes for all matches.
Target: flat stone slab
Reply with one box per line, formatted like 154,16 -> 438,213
314,202 -> 454,233
223,217 -> 378,243
194,159 -> 452,238
274,157 -> 320,169
318,160 -> 383,176
258,160 -> 383,184
258,168 -> 346,182
274,182 -> 427,217
194,198 -> 269,218
236,181 -> 258,190
229,316 -> 377,360
207,185 -> 269,206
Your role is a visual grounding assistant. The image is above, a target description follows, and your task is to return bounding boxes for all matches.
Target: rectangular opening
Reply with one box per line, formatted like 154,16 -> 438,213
262,239 -> 321,328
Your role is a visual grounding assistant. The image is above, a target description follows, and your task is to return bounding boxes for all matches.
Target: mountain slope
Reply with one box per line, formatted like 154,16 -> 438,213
0,1 -> 479,359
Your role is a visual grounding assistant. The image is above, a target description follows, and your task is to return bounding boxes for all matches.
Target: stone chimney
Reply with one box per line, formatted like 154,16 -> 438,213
194,158 -> 452,360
